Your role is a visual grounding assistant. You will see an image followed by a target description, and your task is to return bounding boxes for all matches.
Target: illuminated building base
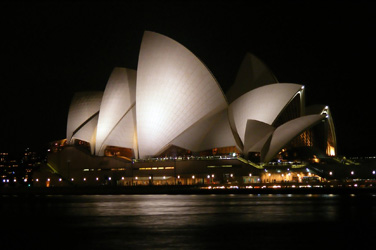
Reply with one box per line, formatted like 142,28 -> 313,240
32,145 -> 338,188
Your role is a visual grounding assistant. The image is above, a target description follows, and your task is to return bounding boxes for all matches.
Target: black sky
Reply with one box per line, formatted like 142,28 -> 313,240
1,0 -> 375,157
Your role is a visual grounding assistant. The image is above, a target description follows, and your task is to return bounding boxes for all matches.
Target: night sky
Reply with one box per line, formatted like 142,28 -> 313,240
1,1 -> 375,157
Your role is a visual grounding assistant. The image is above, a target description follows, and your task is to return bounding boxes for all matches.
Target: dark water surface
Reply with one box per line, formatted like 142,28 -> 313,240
1,194 -> 376,249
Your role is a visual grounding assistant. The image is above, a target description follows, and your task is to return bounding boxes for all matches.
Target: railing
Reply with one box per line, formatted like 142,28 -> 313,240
236,156 -> 264,169
332,157 -> 360,165
46,162 -> 59,174
134,155 -> 239,163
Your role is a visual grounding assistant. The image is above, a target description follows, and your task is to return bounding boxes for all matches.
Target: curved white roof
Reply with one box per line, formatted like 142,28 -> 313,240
228,83 -> 303,147
99,106 -> 137,155
136,31 -> 227,158
170,108 -> 237,152
199,109 -> 238,151
95,67 -> 136,156
262,114 -> 325,162
66,91 -> 103,144
243,119 -> 275,154
170,110 -> 222,152
63,32 -> 335,162
71,115 -> 99,154
226,53 -> 278,104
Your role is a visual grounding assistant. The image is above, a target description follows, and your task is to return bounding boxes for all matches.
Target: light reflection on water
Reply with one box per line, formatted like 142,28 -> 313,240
1,194 -> 376,249
81,194 -> 337,224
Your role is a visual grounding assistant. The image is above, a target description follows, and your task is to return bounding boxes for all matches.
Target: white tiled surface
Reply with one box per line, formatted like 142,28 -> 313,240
136,31 -> 227,158
66,91 -> 103,143
95,67 -> 136,155
229,83 -> 302,145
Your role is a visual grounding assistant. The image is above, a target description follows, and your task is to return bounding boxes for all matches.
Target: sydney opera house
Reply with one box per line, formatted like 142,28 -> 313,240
34,31 -> 338,187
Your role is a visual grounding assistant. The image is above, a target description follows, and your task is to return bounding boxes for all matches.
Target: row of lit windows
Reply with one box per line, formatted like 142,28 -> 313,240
0,164 -> 18,168
138,166 -> 175,170
82,168 -> 127,172
207,165 -> 232,168
81,167 -> 175,172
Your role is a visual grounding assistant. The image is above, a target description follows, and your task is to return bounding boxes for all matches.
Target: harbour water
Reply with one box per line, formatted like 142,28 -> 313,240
1,194 -> 375,249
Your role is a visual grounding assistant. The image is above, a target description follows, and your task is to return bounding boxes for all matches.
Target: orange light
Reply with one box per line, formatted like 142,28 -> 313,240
327,145 -> 335,156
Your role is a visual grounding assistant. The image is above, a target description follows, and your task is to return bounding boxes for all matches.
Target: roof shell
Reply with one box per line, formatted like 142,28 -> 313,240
226,53 -> 278,104
95,68 -> 136,155
66,91 -> 103,144
228,83 -> 303,148
262,114 -> 325,162
136,31 -> 227,158
199,109 -> 238,151
170,108 -> 237,152
243,119 -> 275,154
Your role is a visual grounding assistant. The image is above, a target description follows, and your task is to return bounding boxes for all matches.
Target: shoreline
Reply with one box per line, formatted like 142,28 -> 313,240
1,185 -> 376,196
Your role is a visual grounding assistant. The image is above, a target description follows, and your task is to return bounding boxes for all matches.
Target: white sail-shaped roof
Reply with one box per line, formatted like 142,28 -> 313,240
136,31 -> 227,158
170,108 -> 236,152
262,114 -> 325,162
169,111 -> 222,152
228,83 -> 303,149
226,53 -> 278,104
198,109 -> 238,151
66,91 -> 103,144
98,106 -> 137,156
95,68 -> 136,156
71,115 -> 99,155
243,119 -> 275,154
